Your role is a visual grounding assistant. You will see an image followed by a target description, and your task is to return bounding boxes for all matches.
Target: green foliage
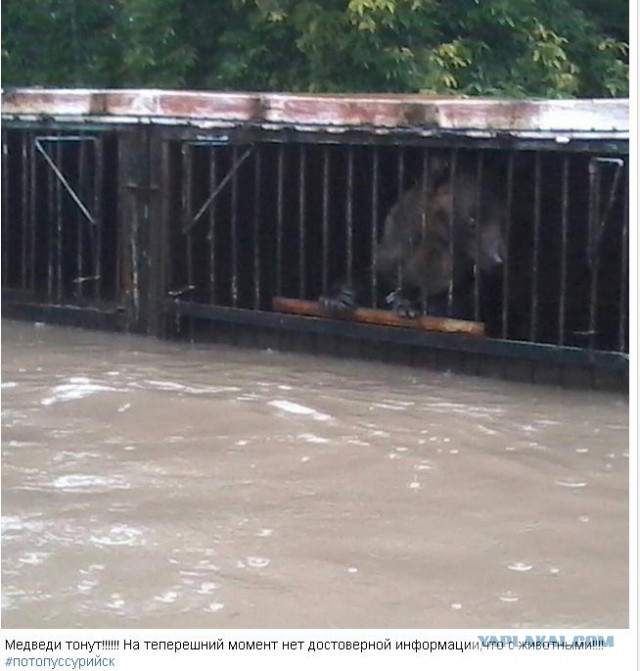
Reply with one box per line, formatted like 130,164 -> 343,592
421,0 -> 628,98
2,0 -> 121,86
1,0 -> 629,98
116,0 -> 196,87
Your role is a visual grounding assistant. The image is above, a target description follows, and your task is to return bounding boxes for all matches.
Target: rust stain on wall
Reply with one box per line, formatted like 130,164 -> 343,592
1,88 -> 629,136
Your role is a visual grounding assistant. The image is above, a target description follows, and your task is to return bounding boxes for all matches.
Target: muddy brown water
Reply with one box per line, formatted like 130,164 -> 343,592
1,319 -> 628,629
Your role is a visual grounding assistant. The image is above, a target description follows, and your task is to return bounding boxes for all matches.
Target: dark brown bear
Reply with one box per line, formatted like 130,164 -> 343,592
376,164 -> 505,316
320,157 -> 506,319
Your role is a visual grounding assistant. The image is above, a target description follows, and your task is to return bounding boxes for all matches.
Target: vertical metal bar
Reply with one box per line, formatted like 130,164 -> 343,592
473,152 -> 484,321
558,155 -> 569,345
501,153 -> 514,339
21,133 -> 29,291
419,149 -> 430,315
529,152 -> 542,341
208,147 -> 217,304
93,138 -> 104,301
253,147 -> 261,309
1,130 -> 9,286
144,126 -> 165,337
447,149 -> 458,316
181,143 -> 193,301
231,145 -> 239,307
114,134 -> 123,309
371,146 -> 380,307
298,145 -> 306,298
30,132 -> 37,294
47,140 -> 55,301
77,138 -> 87,301
128,137 -> 141,326
396,148 -> 405,293
276,146 -> 284,296
346,145 -> 355,286
321,146 -> 330,296
619,163 -> 628,352
587,158 -> 601,350
156,139 -> 172,331
186,143 -> 195,338
55,139 -> 63,303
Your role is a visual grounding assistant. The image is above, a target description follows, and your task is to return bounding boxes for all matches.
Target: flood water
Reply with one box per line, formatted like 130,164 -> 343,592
1,319 -> 629,629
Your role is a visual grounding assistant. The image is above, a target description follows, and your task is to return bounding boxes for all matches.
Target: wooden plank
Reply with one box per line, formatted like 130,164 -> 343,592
272,296 -> 486,337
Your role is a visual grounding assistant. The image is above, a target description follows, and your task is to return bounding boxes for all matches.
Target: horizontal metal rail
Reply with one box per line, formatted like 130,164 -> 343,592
168,299 -> 628,372
1,118 -> 629,154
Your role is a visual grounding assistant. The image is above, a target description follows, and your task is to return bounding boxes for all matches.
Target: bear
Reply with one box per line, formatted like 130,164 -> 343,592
320,155 -> 506,321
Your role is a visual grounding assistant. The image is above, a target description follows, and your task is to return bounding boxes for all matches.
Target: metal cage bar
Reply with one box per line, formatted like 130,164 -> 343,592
370,146 -> 380,308
94,138 -> 104,302
29,131 -> 37,296
346,145 -> 355,286
529,152 -> 542,342
55,139 -> 63,303
46,138 -> 55,301
276,145 -> 284,297
76,138 -> 87,302
20,133 -> 30,291
587,158 -> 601,351
253,148 -> 262,310
207,147 -> 218,305
182,143 -> 194,302
419,149 -> 431,316
473,152 -> 484,322
230,145 -> 239,308
619,172 -> 629,353
501,152 -> 514,339
395,147 -> 406,297
1,130 -> 9,286
298,145 -> 307,298
558,154 -> 570,346
321,146 -> 330,297
447,149 -> 458,316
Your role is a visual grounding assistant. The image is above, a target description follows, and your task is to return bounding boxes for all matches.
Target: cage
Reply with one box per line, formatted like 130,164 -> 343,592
1,90 -> 629,389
